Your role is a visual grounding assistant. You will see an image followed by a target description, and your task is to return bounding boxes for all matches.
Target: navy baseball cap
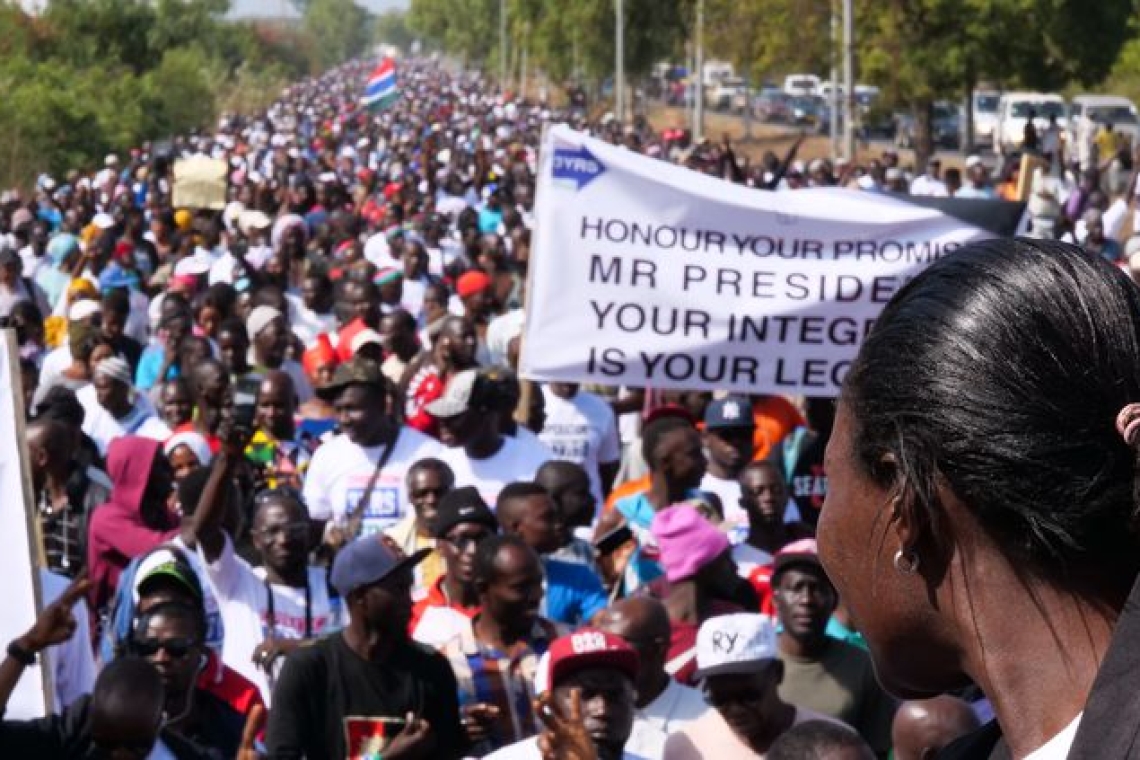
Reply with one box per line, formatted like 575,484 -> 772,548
704,395 -> 755,430
330,535 -> 431,597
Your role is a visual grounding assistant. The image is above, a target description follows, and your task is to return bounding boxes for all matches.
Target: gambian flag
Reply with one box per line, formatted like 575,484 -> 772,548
362,58 -> 398,111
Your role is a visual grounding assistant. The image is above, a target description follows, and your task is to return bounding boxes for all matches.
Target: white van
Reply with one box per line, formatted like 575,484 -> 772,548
784,74 -> 821,97
971,90 -> 1001,146
702,60 -> 735,88
995,92 -> 1066,156
1068,95 -> 1140,150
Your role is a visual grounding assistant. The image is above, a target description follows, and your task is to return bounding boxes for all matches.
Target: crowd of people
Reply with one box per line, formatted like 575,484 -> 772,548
0,55 -> 1132,760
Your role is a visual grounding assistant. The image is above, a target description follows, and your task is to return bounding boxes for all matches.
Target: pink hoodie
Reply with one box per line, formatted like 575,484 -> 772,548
87,436 -> 179,613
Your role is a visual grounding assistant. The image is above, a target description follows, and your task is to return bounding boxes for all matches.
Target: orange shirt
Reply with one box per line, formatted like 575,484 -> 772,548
603,474 -> 650,513
751,396 -> 805,461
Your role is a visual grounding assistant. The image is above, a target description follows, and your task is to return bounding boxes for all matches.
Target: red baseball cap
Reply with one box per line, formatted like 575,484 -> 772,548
538,629 -> 639,694
456,270 -> 491,299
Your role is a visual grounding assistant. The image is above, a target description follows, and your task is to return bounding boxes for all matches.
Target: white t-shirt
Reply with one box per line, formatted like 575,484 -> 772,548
41,569 -> 96,713
302,427 -> 443,534
438,435 -> 553,507
290,306 -> 338,349
700,473 -> 746,533
411,605 -> 472,649
35,344 -> 73,402
627,678 -> 710,760
486,309 -> 525,366
199,534 -> 336,705
76,385 -> 170,456
487,736 -> 649,760
539,387 -> 621,505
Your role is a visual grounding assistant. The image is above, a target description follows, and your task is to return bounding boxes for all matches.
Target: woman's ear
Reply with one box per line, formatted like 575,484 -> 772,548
882,452 -> 924,552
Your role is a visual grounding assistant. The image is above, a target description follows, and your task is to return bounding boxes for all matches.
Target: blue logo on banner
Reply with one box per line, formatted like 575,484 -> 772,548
552,145 -> 605,190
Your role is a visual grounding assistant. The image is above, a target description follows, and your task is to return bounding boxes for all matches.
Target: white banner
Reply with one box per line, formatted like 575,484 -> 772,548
520,125 -> 995,395
0,330 -> 50,718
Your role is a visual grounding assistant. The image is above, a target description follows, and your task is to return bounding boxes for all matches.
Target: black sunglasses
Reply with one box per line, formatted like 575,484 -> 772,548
130,637 -> 197,659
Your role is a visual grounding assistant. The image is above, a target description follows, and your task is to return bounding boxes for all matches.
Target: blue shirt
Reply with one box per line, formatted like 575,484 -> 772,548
540,557 -> 608,627
135,345 -> 179,390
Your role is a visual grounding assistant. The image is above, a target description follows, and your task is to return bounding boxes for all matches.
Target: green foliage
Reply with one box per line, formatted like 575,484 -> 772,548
409,0 -> 687,83
705,0 -> 830,83
375,9 -> 416,52
0,0 -> 342,190
303,0 -> 373,72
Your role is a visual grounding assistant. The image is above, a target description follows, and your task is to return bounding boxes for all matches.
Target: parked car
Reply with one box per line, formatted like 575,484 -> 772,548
894,102 -> 961,149
790,95 -> 827,131
730,88 -> 752,114
707,76 -> 747,111
995,92 -> 1066,156
754,89 -> 793,122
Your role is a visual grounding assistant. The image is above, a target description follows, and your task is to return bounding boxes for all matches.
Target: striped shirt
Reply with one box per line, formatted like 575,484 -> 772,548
438,616 -> 560,755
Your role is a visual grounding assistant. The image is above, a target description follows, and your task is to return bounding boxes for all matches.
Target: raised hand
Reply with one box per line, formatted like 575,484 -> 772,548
534,689 -> 597,760
23,574 -> 90,652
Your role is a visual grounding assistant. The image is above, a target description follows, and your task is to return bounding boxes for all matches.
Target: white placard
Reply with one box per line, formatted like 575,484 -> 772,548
520,125 -> 995,395
0,330 -> 50,717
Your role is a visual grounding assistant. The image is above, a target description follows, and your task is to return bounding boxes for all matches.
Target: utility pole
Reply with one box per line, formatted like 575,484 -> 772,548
615,0 -> 625,122
842,0 -> 855,160
694,0 -> 704,141
829,0 -> 839,159
499,0 -> 507,92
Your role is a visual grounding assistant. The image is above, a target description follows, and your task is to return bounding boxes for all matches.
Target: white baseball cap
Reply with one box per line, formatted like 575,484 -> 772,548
693,613 -> 779,680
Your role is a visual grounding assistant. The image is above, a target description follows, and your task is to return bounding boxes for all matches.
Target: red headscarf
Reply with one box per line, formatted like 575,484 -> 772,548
303,333 -> 338,382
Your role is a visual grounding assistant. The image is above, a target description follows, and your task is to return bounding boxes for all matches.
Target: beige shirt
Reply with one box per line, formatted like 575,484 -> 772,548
664,707 -> 840,760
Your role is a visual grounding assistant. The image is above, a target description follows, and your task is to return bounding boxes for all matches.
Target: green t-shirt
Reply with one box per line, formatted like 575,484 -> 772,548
778,638 -> 897,755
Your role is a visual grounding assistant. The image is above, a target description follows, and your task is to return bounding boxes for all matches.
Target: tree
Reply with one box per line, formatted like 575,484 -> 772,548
303,0 -> 374,71
375,10 -> 415,52
858,0 -> 1134,168
704,0 -> 830,83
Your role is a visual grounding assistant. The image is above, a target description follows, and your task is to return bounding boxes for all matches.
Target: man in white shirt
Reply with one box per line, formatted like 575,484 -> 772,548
79,356 -> 169,455
539,382 -> 621,506
908,159 -> 948,197
699,395 -> 756,536
188,441 -> 336,704
487,629 -> 647,760
429,369 -> 552,505
292,271 -> 338,348
303,356 -> 443,536
594,597 -> 710,759
664,613 -> 840,759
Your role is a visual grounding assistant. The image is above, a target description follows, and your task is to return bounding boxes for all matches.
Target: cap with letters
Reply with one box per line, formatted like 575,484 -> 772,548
534,629 -> 640,695
693,613 -> 780,680
704,395 -> 755,430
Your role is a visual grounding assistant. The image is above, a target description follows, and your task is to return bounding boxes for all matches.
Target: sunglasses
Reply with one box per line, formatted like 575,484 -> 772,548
411,486 -> 449,500
443,531 -> 491,552
131,637 -> 197,659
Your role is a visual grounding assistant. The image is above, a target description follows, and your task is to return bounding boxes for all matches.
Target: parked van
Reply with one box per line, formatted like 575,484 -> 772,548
1068,94 -> 1140,150
783,74 -> 821,97
995,92 -> 1066,156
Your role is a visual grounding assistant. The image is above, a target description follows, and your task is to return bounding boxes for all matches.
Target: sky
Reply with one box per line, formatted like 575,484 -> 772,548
226,0 -> 407,20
